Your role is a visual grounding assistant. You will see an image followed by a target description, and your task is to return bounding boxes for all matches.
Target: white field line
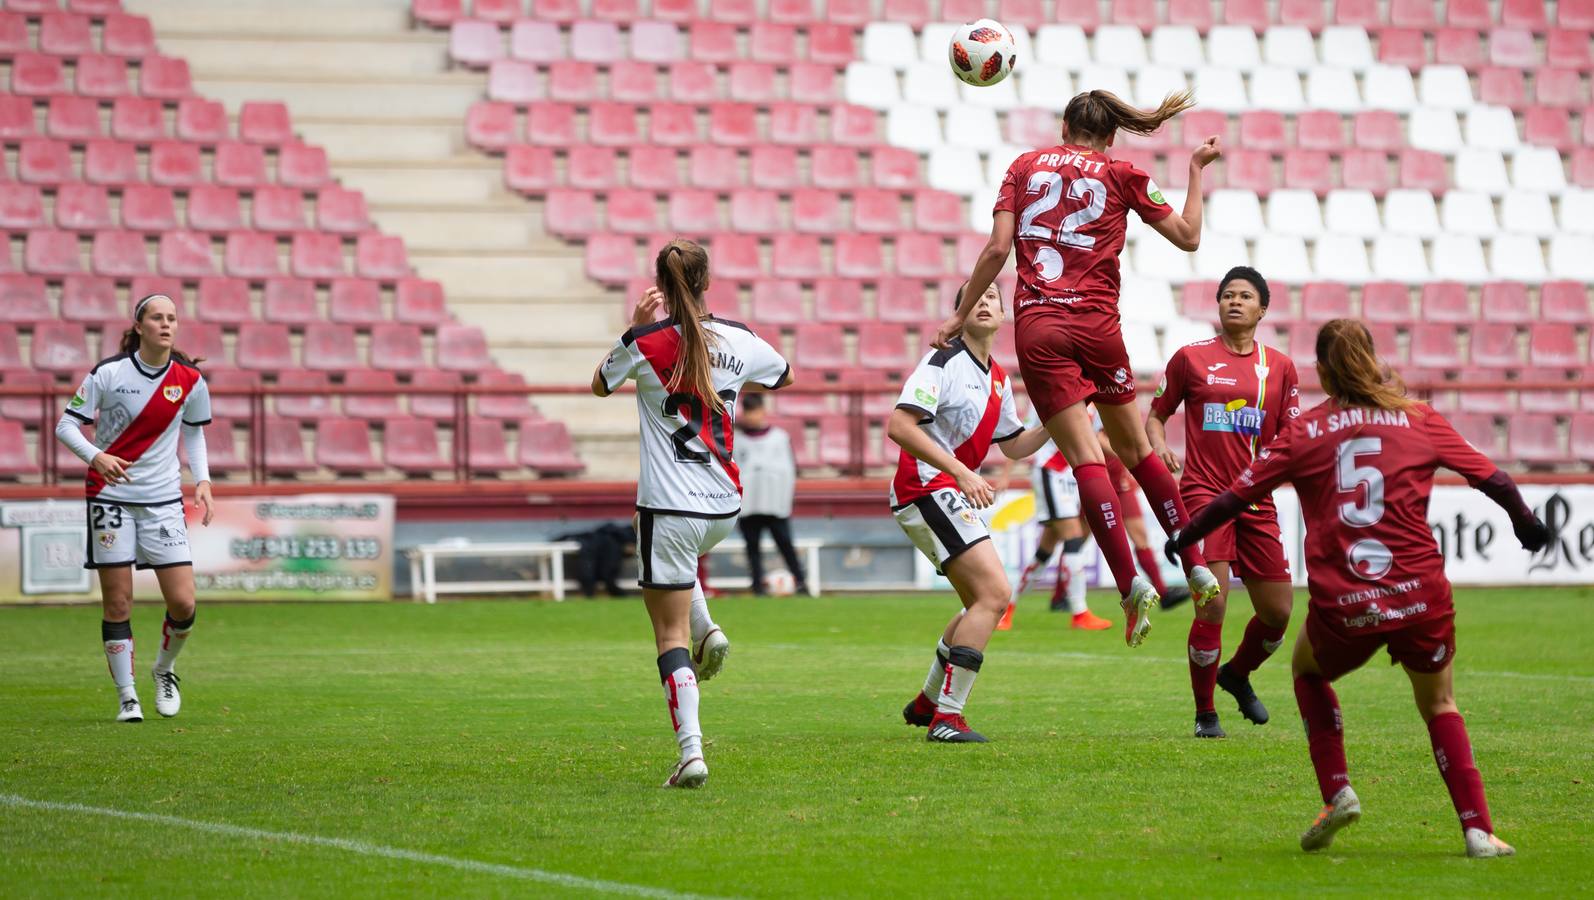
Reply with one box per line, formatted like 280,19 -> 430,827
0,794 -> 732,900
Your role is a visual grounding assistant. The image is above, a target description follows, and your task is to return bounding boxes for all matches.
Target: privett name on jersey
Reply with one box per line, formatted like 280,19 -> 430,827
1034,150 -> 1105,174
1202,402 -> 1264,436
1307,407 -> 1414,439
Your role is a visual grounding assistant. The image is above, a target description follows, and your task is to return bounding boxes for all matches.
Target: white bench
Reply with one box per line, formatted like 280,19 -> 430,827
405,541 -> 581,603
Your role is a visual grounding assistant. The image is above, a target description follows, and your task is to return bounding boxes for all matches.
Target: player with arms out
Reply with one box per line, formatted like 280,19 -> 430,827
1166,320 -> 1548,857
55,294 -> 214,723
1147,267 -> 1301,738
894,283 -> 1050,743
592,239 -> 793,788
938,89 -> 1223,648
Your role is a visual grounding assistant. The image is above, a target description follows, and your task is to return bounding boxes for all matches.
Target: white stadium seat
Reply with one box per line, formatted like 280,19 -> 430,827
1432,234 -> 1490,282
1407,108 -> 1463,154
1267,189 -> 1326,237
1500,192 -> 1557,237
1019,66 -> 1075,109
1077,64 -> 1133,98
1418,65 -> 1474,111
1160,317 -> 1216,358
1383,189 -> 1443,237
1363,65 -> 1418,112
1250,66 -> 1305,113
944,106 -> 1002,150
1320,26 -> 1374,70
1192,66 -> 1248,112
927,146 -> 986,194
1263,26 -> 1316,71
1194,233 -> 1250,279
1440,190 -> 1500,236
1093,25 -> 1147,69
1513,146 -> 1567,193
1305,66 -> 1362,113
901,62 -> 959,108
1119,276 -> 1177,324
960,76 -> 1019,109
1035,24 -> 1088,70
1123,322 -> 1163,375
1321,189 -> 1381,238
1489,234 -> 1548,281
887,104 -> 943,152
1560,189 -> 1594,234
1136,236 -> 1192,282
862,22 -> 918,69
1009,27 -> 1034,69
1127,187 -> 1186,243
1206,26 -> 1261,71
1254,234 -> 1312,282
844,63 -> 901,109
1548,235 -> 1594,280
1464,107 -> 1521,153
1134,66 -> 1190,109
984,144 -> 1026,186
1149,25 -> 1204,70
1454,149 -> 1511,195
919,23 -> 957,65
1313,233 -> 1372,282
1372,234 -> 1431,282
1207,189 -> 1265,237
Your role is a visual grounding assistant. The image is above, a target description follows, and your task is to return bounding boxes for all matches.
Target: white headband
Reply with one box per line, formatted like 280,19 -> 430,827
133,293 -> 170,321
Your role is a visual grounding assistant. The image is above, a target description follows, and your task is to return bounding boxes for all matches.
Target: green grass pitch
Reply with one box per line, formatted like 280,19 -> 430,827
3,587 -> 1590,897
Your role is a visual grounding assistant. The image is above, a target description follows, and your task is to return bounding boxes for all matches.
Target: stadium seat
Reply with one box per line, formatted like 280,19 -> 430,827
143,141 -> 200,189
857,323 -> 913,372
770,234 -> 822,279
383,417 -> 448,475
190,277 -> 248,325
1523,107 -> 1574,151
1539,281 -> 1591,323
1435,28 -> 1486,68
12,53 -> 68,97
250,186 -> 305,233
1508,414 -> 1565,466
313,419 -> 378,473
462,419 -> 516,475
793,323 -> 847,371
102,12 -> 156,58
751,280 -> 804,324
810,280 -> 863,325
46,96 -> 100,142
504,145 -> 555,193
170,98 -> 225,145
0,275 -> 49,325
32,322 -> 91,375
475,370 -> 538,421
1529,322 -> 1583,368
279,143 -> 330,189
450,19 -> 503,67
1471,322 -> 1523,367
274,370 -> 336,420
747,146 -> 800,191
140,55 -> 193,99
1571,415 -> 1594,463
0,420 -> 37,478
519,419 -> 585,474
393,278 -> 448,326
0,183 -> 46,232
730,189 -> 781,235
367,323 -> 424,373
16,139 -> 72,186
1546,28 -> 1593,68
156,230 -> 213,278
235,323 -> 293,372
435,323 -> 490,372
259,278 -> 316,325
835,233 -> 884,279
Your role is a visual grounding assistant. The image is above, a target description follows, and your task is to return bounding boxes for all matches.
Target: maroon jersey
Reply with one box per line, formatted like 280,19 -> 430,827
993,145 -> 1173,321
1232,401 -> 1499,634
1151,337 -> 1302,500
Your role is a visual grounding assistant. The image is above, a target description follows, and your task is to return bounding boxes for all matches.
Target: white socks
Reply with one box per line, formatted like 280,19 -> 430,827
658,647 -> 702,761
935,646 -> 984,716
102,620 -> 136,702
154,612 -> 194,674
688,581 -> 715,647
1064,545 -> 1089,615
922,638 -> 951,699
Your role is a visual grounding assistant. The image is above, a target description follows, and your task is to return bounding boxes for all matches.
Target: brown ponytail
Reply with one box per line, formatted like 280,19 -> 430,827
123,294 -> 204,366
655,239 -> 722,411
1063,89 -> 1195,144
1314,319 -> 1415,412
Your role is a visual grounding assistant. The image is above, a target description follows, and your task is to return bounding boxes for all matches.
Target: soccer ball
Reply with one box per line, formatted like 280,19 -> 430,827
948,19 -> 1017,87
765,569 -> 797,596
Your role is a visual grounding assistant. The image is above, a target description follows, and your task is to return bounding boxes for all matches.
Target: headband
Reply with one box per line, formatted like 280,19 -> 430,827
133,293 -> 169,321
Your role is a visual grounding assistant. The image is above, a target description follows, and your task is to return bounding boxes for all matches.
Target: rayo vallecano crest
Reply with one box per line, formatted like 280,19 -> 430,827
163,385 -> 183,403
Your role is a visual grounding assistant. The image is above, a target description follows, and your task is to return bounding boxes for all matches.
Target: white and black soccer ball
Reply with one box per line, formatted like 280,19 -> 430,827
948,19 -> 1017,87
764,569 -> 798,596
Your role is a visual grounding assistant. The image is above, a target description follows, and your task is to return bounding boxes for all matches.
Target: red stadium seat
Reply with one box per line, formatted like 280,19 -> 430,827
1409,323 -> 1466,368
173,98 -> 227,144
857,322 -> 913,372
835,233 -> 884,278
852,189 -> 901,234
749,146 -> 800,191
1378,28 -> 1427,69
383,417 -> 447,474
771,233 -> 823,278
212,141 -> 265,188
868,147 -> 919,190
316,187 -> 371,234
1561,0 -> 1594,27
1533,66 -> 1584,106
0,419 -> 38,477
794,323 -> 847,370
31,322 -> 91,375
235,100 -> 291,146
1487,28 -> 1537,66
751,280 -> 804,324
829,104 -> 878,148
1446,0 -> 1494,29
1301,282 -> 1353,322
260,278 -> 316,324
1523,106 -> 1574,150
605,188 -> 659,234
1415,282 -> 1469,322
476,369 -> 539,420
45,96 -> 98,142
507,20 -> 562,63
315,419 -> 379,472
707,234 -> 759,280
141,141 -> 198,189
450,19 -> 503,67
235,323 -> 293,371
883,0 -> 930,26
728,62 -> 779,104
195,419 -> 245,476
182,186 -> 240,234
25,229 -> 81,275
140,55 -> 193,99
788,189 -> 840,234
258,416 -> 313,473
649,103 -> 698,146
1509,414 -> 1565,466
560,146 -> 616,190
1504,0 -> 1550,29
0,95 -> 35,143
1347,111 -> 1401,151
1236,111 -> 1287,153
811,146 -> 861,189
876,279 -> 927,323
750,21 -> 799,63
571,19 -> 625,63
1446,412 -> 1501,454
813,279 -> 866,324
547,61 -> 601,103
319,278 -> 377,325
667,189 -> 719,234
486,60 -> 542,104
464,419 -> 518,475
355,234 -> 407,280
807,24 -> 855,64
1479,281 -> 1533,323
1470,323 -> 1522,367
300,322 -> 359,372
665,61 -> 714,104
12,53 -> 67,97
59,275 -> 117,322
585,234 -> 640,282
0,275 -> 50,324
157,231 -> 214,277
895,234 -> 945,278
545,190 -> 598,237
1397,150 -> 1447,193
1539,281 -> 1591,323
1283,151 -> 1335,195
408,369 -> 463,420
102,13 -> 156,57
1546,28 -> 1593,68
768,0 -> 815,23
53,185 -> 112,233
0,184 -> 45,231
1479,66 -> 1528,108
395,278 -> 450,325
18,139 -> 71,185
0,11 -> 26,56
39,12 -> 93,54
1574,148 -> 1594,187
519,420 -> 585,474
1389,0 -> 1439,27
274,370 -> 336,420
340,370 -> 403,423
252,186 -> 306,233
287,233 -> 341,280
436,323 -> 491,371
687,146 -> 739,190
279,143 -> 330,189
914,191 -> 964,235
1334,151 -> 1389,196
1278,0 -> 1326,29
789,63 -> 837,104
1518,367 -> 1578,413
707,103 -> 757,147
1529,322 -> 1583,367
465,101 -> 516,151
1435,28 -> 1486,69
504,145 -> 556,193
592,0 -> 641,21
193,277 -> 249,324
369,323 -> 425,372
689,21 -> 739,64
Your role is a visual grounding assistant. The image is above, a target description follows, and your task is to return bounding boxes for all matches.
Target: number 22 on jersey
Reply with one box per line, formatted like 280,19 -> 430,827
1017,173 -> 1106,283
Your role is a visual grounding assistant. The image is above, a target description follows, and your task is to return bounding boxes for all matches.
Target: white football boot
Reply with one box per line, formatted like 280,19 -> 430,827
1187,565 -> 1222,608
1301,786 -> 1362,851
153,668 -> 182,718
1119,575 -> 1159,648
116,696 -> 143,723
1465,828 -> 1516,858
664,757 -> 708,789
693,627 -> 729,683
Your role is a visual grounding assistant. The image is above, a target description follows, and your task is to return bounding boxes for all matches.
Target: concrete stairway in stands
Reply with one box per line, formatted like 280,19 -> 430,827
124,0 -> 640,472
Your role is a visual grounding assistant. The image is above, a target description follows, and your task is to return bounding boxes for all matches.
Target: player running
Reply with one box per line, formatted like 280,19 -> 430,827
54,293 -> 213,723
895,283 -> 1050,743
1147,267 -> 1301,738
1165,319 -> 1547,858
592,239 -> 792,788
938,89 -> 1223,648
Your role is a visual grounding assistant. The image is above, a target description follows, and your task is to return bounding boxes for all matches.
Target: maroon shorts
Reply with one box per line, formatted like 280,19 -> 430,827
1017,310 -> 1136,422
1306,608 -> 1457,682
1106,456 -> 1143,520
1184,492 -> 1290,582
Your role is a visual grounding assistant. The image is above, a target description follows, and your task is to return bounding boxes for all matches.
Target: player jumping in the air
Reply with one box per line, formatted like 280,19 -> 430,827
1166,319 -> 1548,858
1148,267 -> 1301,738
592,239 -> 793,788
894,283 -> 1050,743
939,89 -> 1223,648
55,294 -> 213,723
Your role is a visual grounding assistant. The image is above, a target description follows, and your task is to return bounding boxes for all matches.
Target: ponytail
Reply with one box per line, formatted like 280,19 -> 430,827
1314,319 -> 1414,413
654,239 -> 722,411
1063,89 -> 1195,144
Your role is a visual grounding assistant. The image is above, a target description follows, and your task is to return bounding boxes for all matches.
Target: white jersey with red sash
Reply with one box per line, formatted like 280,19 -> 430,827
890,339 -> 1024,509
600,316 -> 789,518
64,354 -> 211,505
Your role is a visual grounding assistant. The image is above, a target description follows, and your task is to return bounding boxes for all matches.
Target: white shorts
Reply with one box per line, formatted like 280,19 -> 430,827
85,498 -> 192,570
1032,465 -> 1079,522
892,487 -> 991,575
635,509 -> 736,590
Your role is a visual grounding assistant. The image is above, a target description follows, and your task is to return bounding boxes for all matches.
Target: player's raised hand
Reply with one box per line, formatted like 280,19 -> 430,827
91,452 -> 132,484
1515,515 -> 1550,553
955,467 -> 995,509
194,480 -> 214,526
632,287 -> 665,327
931,314 -> 965,350
1191,136 -> 1222,168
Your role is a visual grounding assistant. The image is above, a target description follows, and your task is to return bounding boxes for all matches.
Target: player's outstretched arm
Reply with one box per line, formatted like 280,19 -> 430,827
934,212 -> 1015,350
887,407 -> 995,508
1164,490 -> 1248,566
1476,470 -> 1550,552
1148,137 -> 1221,252
999,424 -> 1052,461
